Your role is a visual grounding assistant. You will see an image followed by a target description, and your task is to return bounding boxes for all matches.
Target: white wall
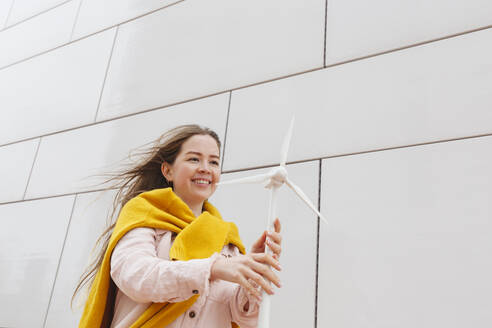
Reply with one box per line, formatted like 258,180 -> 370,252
0,0 -> 491,327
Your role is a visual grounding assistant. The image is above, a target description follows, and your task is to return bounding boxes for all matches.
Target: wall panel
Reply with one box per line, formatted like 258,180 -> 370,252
318,136 -> 492,327
5,0 -> 69,27
0,0 -> 78,68
45,190 -> 116,328
71,0 -> 181,40
0,138 -> 39,203
26,93 -> 229,199
0,195 -> 75,327
223,27 -> 492,171
0,0 -> 14,28
325,0 -> 492,65
97,0 -> 325,121
0,27 -> 116,145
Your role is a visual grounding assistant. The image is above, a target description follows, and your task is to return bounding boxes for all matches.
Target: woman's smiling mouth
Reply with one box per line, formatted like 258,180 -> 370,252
192,178 -> 211,185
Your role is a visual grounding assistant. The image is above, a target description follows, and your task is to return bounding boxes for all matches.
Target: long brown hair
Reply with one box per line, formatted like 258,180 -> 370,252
72,124 -> 221,308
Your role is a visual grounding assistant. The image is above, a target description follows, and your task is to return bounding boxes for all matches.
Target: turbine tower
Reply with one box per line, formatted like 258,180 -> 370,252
217,116 -> 328,328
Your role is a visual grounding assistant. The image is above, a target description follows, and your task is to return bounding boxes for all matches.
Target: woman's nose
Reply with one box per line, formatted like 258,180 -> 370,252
198,162 -> 210,172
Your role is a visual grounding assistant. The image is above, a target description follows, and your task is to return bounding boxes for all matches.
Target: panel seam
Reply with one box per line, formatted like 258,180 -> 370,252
220,131 -> 492,173
22,137 -> 42,199
221,91 -> 233,170
1,0 -> 73,32
3,0 -> 16,29
1,187 -> 114,206
94,25 -> 119,122
314,159 -> 322,327
1,132 -> 491,206
323,0 -> 328,67
0,132 -> 491,206
42,194 -> 78,328
69,0 -> 84,41
0,18 -> 489,73
1,126 -> 491,206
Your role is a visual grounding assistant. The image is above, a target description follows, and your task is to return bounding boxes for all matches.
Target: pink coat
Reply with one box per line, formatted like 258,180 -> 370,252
109,227 -> 260,328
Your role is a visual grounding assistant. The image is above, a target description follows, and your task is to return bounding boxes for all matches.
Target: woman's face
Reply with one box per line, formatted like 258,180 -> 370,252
161,134 -> 221,209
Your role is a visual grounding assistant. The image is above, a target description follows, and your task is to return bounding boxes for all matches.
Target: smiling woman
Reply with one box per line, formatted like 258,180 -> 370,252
160,134 -> 221,217
73,125 -> 283,328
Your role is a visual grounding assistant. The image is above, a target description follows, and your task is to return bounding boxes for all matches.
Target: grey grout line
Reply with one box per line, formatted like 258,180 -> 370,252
0,89 -> 234,149
314,159 -> 322,328
2,0 -> 485,76
0,23 -> 491,149
0,1 -> 489,72
1,131 -> 492,207
68,0 -> 84,41
0,132 -> 491,205
0,0 -> 73,32
221,91 -> 232,170
3,0 -> 16,29
1,129 -> 492,206
22,137 -> 42,200
325,23 -> 492,68
114,0 -> 184,27
0,187 -> 111,206
0,0 -> 185,72
0,14 -> 489,74
42,194 -> 78,328
93,25 -> 119,123
0,35 -> 75,71
323,0 -> 328,68
221,131 -> 492,174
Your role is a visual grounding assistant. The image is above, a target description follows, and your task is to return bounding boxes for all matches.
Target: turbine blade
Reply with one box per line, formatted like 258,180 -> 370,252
285,177 -> 329,225
280,116 -> 295,167
217,173 -> 271,186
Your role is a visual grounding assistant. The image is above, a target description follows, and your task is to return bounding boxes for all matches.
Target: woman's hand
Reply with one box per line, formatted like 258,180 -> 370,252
250,218 -> 282,260
210,252 -> 282,301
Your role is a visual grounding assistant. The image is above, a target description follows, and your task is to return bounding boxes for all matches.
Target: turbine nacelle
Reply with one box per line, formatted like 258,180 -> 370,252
264,166 -> 288,189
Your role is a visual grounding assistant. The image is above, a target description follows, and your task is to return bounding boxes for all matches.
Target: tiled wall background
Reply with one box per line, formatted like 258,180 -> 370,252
1,0 -> 491,327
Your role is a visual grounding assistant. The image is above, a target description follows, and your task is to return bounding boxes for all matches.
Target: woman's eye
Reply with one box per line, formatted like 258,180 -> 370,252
188,157 -> 199,162
210,160 -> 220,166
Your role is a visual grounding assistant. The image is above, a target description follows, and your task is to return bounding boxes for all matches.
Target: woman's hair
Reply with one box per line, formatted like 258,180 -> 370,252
71,124 -> 221,307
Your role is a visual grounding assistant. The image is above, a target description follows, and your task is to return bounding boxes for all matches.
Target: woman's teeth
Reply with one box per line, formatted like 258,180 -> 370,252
193,179 -> 210,185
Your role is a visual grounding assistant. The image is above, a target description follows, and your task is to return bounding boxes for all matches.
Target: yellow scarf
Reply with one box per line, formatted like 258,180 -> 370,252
79,187 -> 245,327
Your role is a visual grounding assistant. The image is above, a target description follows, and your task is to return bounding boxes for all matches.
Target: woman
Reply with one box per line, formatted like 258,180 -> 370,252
73,125 -> 283,328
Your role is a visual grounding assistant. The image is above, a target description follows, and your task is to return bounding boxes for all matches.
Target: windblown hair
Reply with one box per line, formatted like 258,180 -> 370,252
71,124 -> 221,308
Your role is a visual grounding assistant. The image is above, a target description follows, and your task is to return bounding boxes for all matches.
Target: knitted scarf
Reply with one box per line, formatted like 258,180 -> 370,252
79,187 -> 245,328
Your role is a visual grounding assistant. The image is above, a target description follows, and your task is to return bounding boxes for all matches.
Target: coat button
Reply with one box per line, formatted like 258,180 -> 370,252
189,311 -> 196,318
192,289 -> 199,294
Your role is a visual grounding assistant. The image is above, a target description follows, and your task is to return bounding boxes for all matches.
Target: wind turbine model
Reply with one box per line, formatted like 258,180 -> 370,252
217,116 -> 328,328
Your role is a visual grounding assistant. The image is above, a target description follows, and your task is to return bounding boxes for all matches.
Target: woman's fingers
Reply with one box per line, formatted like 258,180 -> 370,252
250,219 -> 281,256
273,217 -> 281,233
251,231 -> 266,250
266,238 -> 281,256
267,231 -> 282,245
249,254 -> 282,288
211,254 -> 282,299
251,252 -> 281,271
243,268 -> 274,296
265,230 -> 282,259
238,275 -> 263,301
266,219 -> 282,256
209,253 -> 284,302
